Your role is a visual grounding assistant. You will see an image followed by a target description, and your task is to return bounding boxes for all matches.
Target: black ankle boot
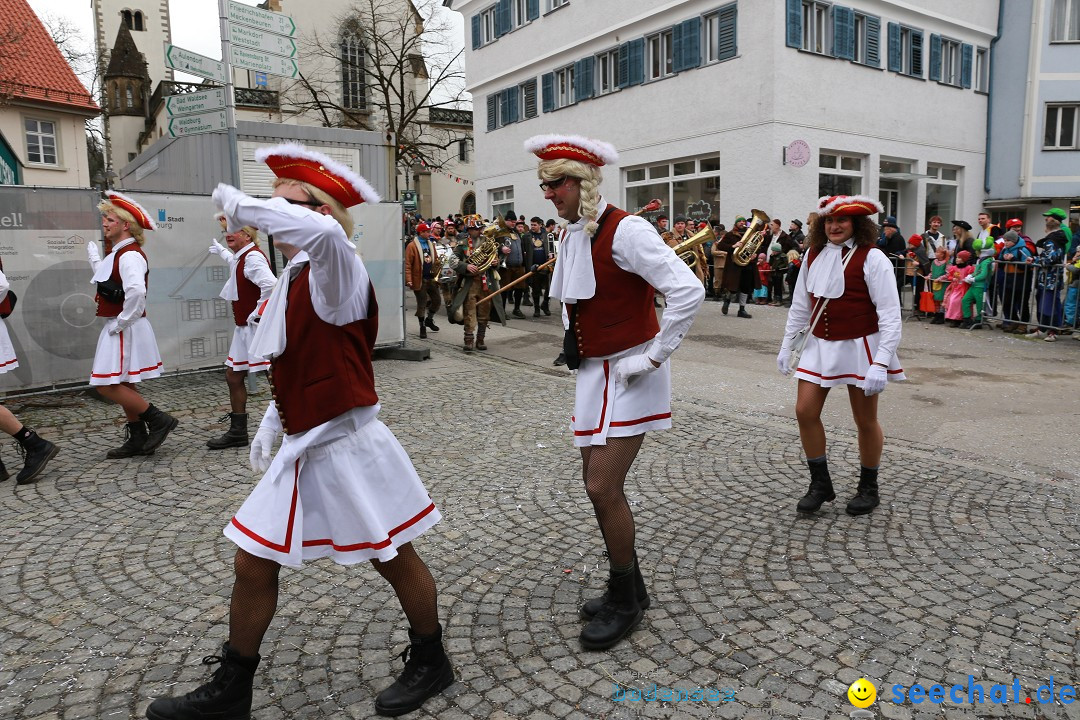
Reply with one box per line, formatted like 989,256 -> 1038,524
145,643 -> 259,720
418,316 -> 427,339
931,313 -> 945,325
207,413 -> 249,450
107,421 -> 149,459
579,564 -> 644,650
15,429 -> 58,485
797,459 -> 835,513
846,466 -> 880,516
721,297 -> 730,315
424,315 -> 439,332
737,307 -> 752,319
581,552 -> 649,619
374,624 -> 454,717
139,404 -> 178,455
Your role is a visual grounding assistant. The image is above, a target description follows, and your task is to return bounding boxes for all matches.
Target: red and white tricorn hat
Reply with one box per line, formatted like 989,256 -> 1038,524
524,134 -> 618,167
815,195 -> 884,218
104,190 -> 156,230
254,143 -> 381,208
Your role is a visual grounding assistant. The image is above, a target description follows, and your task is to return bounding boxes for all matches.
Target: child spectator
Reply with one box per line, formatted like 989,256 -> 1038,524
999,230 -> 1034,333
768,242 -> 788,306
754,253 -> 770,304
785,248 -> 801,299
929,246 -> 949,324
943,250 -> 974,327
961,237 -> 995,329
1064,247 -> 1080,335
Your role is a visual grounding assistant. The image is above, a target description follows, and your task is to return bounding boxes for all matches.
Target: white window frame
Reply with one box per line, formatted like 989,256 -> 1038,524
646,29 -> 674,81
926,164 -> 959,182
704,11 -> 721,63
1051,0 -> 1080,42
512,0 -> 527,29
491,186 -> 514,219
852,12 -> 878,65
554,64 -> 574,109
480,6 -> 497,46
802,0 -> 830,54
596,48 -> 619,95
1044,104 -> 1079,149
623,154 -> 722,222
547,0 -> 568,11
458,138 -> 470,162
940,37 -> 962,87
24,117 -> 58,166
899,26 -> 918,75
818,151 -> 865,196
974,46 -> 989,93
340,28 -> 367,111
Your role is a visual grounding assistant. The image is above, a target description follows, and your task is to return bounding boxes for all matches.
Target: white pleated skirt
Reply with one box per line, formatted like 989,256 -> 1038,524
0,319 -> 18,375
572,341 -> 672,448
794,332 -> 905,389
224,417 -> 441,568
89,316 -> 163,386
225,324 -> 269,373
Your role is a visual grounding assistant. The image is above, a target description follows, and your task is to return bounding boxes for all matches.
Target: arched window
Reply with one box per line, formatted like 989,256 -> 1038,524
462,192 -> 476,216
133,11 -> 144,31
125,85 -> 134,108
121,10 -> 133,29
340,22 -> 366,111
112,82 -> 120,108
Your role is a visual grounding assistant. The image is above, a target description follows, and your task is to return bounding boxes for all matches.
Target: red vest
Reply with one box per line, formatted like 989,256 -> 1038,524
805,244 -> 878,341
95,242 -> 148,318
574,206 -> 660,358
232,246 -> 268,327
268,265 -> 379,435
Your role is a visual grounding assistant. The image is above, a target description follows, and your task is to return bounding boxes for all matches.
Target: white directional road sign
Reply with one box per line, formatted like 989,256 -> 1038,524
227,0 -> 296,37
229,24 -> 297,58
164,44 -> 227,84
230,46 -> 299,78
168,109 -> 228,137
165,88 -> 227,118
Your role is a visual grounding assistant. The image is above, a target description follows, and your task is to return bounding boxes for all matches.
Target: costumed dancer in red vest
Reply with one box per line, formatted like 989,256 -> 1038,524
145,144 -> 451,720
0,259 -> 58,485
89,191 -> 178,459
526,134 -> 704,650
776,195 -> 904,517
206,216 -> 276,449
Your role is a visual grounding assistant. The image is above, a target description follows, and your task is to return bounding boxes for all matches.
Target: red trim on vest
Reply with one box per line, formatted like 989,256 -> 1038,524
804,244 -> 879,340
574,206 -> 660,358
269,266 -> 379,435
95,243 -> 148,318
233,246 -> 268,326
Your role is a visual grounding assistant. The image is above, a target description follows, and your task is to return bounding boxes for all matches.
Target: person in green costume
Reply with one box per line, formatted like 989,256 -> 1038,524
961,236 -> 996,328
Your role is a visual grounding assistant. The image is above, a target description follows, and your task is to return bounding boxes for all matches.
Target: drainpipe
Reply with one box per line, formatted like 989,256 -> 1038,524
984,0 -> 1006,194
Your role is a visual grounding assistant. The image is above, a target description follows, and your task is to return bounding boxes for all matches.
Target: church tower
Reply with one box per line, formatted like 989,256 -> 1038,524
102,25 -> 151,167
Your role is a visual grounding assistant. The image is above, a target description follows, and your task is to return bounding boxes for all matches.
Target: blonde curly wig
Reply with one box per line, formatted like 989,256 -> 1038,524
538,158 -> 603,236
97,201 -> 145,245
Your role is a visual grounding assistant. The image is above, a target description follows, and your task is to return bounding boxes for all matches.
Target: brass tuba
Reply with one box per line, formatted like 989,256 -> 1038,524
471,217 -> 513,273
732,209 -> 771,266
670,224 -> 716,269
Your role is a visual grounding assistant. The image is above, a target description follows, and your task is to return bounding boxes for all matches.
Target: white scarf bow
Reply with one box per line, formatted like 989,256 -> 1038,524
219,243 -> 256,302
248,251 -> 309,361
804,240 -> 852,299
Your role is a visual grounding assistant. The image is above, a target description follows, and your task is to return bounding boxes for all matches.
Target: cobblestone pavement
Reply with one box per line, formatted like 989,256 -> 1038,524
1,330 -> 1079,720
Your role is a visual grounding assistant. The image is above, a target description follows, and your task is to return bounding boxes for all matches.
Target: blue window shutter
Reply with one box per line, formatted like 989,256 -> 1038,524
832,6 -> 854,60
910,30 -> 923,76
865,15 -> 880,67
507,86 -> 520,122
629,37 -> 645,85
498,90 -> 510,127
960,43 -> 973,88
618,42 -> 631,88
785,0 -> 802,48
717,5 -> 737,61
671,22 -> 685,73
682,17 -> 702,70
526,0 -> 539,21
471,15 -> 482,50
578,56 -> 594,99
573,59 -> 585,101
887,22 -> 901,72
495,0 -> 510,37
929,34 -> 942,81
486,94 -> 497,131
541,72 -> 554,112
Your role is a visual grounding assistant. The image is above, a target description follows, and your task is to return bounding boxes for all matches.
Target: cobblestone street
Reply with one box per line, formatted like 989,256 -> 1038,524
2,307 -> 1079,720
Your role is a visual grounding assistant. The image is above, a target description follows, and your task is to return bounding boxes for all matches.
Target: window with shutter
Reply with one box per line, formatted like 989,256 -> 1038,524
486,94 -> 498,131
471,15 -> 482,50
618,41 -> 631,89
681,17 -> 701,70
785,0 -> 802,48
541,72 -> 554,112
864,15 -> 880,67
832,6 -> 854,60
887,22 -> 901,72
526,0 -> 539,21
520,79 -> 538,118
929,34 -> 942,82
596,48 -> 619,95
960,43 -> 973,89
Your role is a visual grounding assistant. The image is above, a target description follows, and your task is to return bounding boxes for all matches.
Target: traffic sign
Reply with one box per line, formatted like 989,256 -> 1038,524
168,109 -> 228,137
230,46 -> 299,78
165,88 -> 227,118
229,24 -> 297,58
164,43 -> 227,84
227,0 -> 296,37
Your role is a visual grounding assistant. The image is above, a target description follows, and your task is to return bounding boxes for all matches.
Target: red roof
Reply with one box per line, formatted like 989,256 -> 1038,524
0,0 -> 98,113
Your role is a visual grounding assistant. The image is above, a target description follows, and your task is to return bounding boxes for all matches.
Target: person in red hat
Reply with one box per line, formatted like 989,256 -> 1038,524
89,191 -> 178,459
404,221 -> 442,339
906,233 -> 932,317
145,143 -> 452,720
526,133 -> 704,651
776,195 -> 904,517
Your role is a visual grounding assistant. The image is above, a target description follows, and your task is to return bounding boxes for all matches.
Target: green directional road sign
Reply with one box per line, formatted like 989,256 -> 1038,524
164,43 -> 227,84
165,88 -> 227,118
229,46 -> 299,78
227,0 -> 296,37
229,24 -> 297,58
168,109 -> 228,138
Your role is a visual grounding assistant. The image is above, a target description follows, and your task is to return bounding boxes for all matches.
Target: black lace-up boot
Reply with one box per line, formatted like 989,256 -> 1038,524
581,551 -> 649,619
797,457 -> 836,513
107,421 -> 148,459
374,624 -> 454,717
15,429 -> 58,484
424,314 -> 440,332
846,466 -> 880,516
579,563 -> 644,650
144,643 -> 259,720
140,404 -> 179,455
207,413 -> 248,450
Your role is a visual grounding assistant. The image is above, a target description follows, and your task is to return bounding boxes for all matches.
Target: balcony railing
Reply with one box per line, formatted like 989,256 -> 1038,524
429,107 -> 472,126
149,81 -> 280,114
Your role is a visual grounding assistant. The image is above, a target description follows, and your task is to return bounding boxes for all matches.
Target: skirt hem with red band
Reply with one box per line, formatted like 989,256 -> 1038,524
225,324 -> 270,373
794,332 -> 905,388
0,319 -> 18,375
89,317 -> 163,386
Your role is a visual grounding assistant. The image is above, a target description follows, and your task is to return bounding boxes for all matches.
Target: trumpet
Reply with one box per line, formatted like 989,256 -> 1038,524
732,209 -> 771,266
669,224 -> 716,269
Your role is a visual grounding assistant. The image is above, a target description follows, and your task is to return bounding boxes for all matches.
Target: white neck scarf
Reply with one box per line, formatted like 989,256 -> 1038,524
805,239 -> 853,299
549,199 -> 607,304
248,251 -> 309,361
219,243 -> 256,302
90,238 -> 135,283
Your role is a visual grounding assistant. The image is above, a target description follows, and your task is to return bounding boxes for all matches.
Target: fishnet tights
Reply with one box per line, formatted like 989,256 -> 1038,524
228,549 -> 281,658
371,543 -> 440,636
580,435 -> 645,568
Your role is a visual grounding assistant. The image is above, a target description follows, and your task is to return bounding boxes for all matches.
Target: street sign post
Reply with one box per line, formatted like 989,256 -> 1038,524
229,24 -> 297,57
163,43 -> 227,84
226,0 -> 296,37
167,109 -> 228,138
164,88 -> 227,118
229,46 -> 299,78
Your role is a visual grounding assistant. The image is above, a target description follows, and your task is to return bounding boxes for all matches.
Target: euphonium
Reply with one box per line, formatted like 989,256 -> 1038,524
732,209 -> 771,266
471,217 -> 512,273
670,224 -> 716,269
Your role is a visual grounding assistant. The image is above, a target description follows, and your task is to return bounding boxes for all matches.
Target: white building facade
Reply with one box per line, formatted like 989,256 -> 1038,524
449,0 -> 997,234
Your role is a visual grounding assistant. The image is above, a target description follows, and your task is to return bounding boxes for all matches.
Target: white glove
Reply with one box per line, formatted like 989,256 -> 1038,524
863,364 -> 888,397
209,239 -> 227,257
963,275 -> 974,284
777,346 -> 791,376
108,320 -> 124,336
211,183 -> 246,232
87,241 -> 101,263
249,426 -> 278,473
614,353 -> 658,387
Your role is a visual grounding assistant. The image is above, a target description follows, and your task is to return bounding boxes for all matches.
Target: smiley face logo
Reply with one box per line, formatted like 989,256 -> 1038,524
847,678 -> 877,708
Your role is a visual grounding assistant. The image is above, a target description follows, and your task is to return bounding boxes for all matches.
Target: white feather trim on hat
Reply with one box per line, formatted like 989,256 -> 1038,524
254,142 -> 381,204
524,134 -> 619,166
815,194 -> 884,217
105,190 -> 157,230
